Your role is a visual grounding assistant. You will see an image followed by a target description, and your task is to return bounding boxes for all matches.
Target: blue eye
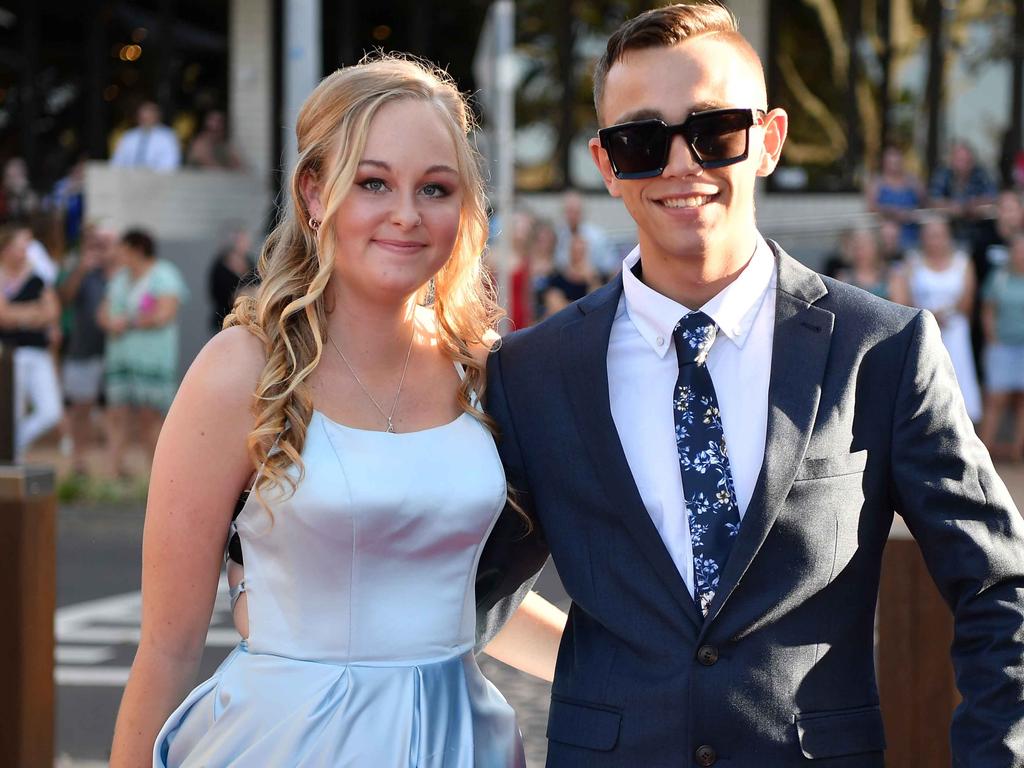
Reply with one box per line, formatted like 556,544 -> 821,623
421,183 -> 450,198
360,178 -> 387,193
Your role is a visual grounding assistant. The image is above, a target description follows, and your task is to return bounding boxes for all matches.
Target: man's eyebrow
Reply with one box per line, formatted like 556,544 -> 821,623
358,159 -> 458,176
610,101 -> 733,126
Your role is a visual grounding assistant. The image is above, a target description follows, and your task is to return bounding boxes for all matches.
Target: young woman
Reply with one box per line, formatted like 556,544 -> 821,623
98,229 -> 189,476
109,56 -> 565,767
979,232 -> 1024,458
0,223 -> 61,458
891,214 -> 982,422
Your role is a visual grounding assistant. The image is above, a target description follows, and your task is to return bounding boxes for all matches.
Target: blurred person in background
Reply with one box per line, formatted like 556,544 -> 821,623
98,229 -> 188,476
554,189 -> 618,278
865,145 -> 923,250
878,218 -> 908,264
111,101 -> 182,172
891,214 -> 982,422
505,209 -> 535,330
835,226 -> 890,298
186,109 -> 244,170
0,223 -> 62,459
57,223 -> 120,475
528,217 -> 558,321
542,234 -> 603,319
929,141 -> 998,248
46,155 -> 87,248
970,190 -> 1024,376
0,157 -> 38,220
207,225 -> 256,334
821,226 -> 853,278
979,232 -> 1024,459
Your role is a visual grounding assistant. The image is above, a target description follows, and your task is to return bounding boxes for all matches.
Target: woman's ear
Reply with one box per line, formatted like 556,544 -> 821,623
299,171 -> 325,222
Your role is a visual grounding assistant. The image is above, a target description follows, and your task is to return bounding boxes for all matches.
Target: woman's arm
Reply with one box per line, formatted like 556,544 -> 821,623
0,285 -> 59,329
957,261 -> 976,316
109,326 -> 264,767
482,591 -> 567,682
135,295 -> 181,329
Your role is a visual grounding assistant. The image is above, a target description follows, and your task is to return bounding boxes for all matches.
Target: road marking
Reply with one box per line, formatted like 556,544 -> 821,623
56,580 -> 237,688
55,645 -> 115,664
56,666 -> 132,686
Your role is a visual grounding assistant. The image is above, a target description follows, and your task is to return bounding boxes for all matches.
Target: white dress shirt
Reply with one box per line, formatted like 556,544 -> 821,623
607,235 -> 777,596
110,125 -> 182,172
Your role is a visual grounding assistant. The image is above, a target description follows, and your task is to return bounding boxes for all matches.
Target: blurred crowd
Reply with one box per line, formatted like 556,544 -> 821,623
832,142 -> 1024,460
0,211 -> 255,477
6,123 -> 1024,476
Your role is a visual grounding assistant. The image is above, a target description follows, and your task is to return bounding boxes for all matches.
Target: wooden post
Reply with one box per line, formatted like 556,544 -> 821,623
877,518 -> 957,767
0,465 -> 56,768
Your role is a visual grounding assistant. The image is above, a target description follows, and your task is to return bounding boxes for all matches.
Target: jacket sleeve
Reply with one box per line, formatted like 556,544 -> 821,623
474,341 -> 551,652
891,309 -> 1024,764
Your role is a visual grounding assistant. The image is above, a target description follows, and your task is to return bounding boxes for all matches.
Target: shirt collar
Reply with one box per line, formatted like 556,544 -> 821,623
620,234 -> 776,358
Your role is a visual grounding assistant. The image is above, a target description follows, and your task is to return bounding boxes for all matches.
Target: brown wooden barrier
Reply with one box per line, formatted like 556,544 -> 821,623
877,520 -> 957,767
0,465 -> 56,768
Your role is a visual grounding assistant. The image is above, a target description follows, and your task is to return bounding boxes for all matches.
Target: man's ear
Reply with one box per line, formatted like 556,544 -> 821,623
589,137 -> 623,199
298,171 -> 325,221
756,107 -> 789,178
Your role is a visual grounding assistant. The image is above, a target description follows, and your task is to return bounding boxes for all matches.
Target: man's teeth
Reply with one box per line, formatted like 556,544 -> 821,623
661,196 -> 713,208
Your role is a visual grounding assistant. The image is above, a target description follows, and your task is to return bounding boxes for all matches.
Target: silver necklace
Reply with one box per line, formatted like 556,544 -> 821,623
327,322 -> 416,433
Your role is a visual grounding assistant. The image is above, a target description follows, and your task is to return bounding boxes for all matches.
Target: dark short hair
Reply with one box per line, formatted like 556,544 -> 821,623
121,228 -> 156,258
593,2 -> 738,121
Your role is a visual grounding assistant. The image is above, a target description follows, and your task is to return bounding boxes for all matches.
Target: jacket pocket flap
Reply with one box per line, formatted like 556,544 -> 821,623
794,450 -> 868,481
795,705 -> 886,759
547,696 -> 621,751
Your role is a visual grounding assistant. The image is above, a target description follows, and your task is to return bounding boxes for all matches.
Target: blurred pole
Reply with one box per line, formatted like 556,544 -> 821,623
924,0 -> 943,175
156,0 -> 176,120
86,0 -> 106,159
282,0 -> 322,181
1012,0 -> 1024,162
18,0 -> 38,178
492,1 -> 516,321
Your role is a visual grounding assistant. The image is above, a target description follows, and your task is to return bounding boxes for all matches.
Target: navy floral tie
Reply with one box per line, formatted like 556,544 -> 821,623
672,311 -> 741,618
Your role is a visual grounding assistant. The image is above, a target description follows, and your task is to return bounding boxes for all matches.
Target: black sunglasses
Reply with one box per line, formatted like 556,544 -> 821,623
598,107 -> 767,179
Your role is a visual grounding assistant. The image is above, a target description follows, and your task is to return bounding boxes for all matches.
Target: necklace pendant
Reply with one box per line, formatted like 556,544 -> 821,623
386,418 -> 396,434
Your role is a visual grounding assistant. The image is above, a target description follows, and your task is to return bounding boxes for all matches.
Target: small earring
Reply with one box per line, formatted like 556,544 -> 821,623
308,216 -> 321,231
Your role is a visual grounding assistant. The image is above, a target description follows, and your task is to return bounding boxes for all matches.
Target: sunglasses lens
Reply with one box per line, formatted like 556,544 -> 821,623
604,121 -> 669,177
687,111 -> 752,164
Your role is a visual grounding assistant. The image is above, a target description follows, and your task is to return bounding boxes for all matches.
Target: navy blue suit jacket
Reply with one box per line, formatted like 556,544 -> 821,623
476,243 -> 1024,766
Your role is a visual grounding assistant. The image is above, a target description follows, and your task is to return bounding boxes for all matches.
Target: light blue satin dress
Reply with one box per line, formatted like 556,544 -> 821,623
154,395 -> 525,767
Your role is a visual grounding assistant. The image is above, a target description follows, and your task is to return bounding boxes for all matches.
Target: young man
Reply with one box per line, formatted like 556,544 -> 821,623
478,4 -> 1024,765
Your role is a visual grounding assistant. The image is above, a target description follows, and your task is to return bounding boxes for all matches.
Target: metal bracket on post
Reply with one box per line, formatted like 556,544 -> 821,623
0,343 -> 13,464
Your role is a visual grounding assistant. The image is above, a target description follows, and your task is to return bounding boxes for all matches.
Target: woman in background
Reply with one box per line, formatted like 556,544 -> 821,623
98,229 -> 189,476
0,223 -> 61,458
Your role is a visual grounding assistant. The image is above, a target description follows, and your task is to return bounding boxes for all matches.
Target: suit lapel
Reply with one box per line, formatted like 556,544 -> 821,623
560,278 -> 703,628
703,244 -> 835,627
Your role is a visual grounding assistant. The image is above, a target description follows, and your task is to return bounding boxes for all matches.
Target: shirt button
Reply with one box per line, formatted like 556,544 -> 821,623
697,644 -> 719,666
656,336 -> 665,347
695,744 -> 717,766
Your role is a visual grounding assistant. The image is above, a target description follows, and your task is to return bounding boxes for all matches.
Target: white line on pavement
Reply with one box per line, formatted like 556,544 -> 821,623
56,646 -> 116,664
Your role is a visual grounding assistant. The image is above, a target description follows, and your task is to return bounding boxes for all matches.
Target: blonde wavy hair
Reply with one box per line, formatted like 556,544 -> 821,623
226,54 -> 499,502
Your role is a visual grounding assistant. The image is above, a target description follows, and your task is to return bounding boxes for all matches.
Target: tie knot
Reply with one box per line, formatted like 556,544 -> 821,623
673,311 -> 717,366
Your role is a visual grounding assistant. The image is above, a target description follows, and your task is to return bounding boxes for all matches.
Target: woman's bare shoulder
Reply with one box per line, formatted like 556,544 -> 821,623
178,325 -> 266,411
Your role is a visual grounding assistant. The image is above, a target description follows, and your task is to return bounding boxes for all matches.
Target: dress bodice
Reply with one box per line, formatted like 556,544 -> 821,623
907,252 -> 968,315
234,408 -> 507,664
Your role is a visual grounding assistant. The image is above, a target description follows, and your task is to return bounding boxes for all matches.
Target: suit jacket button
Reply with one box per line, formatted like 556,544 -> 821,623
695,744 -> 717,766
697,645 -> 719,666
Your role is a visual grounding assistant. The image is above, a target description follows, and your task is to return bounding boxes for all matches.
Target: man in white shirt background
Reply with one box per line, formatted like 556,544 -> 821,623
110,101 -> 181,173
478,2 -> 1024,765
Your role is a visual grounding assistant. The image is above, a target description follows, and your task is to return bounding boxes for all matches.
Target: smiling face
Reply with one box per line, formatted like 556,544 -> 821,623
590,35 -> 786,280
307,98 -> 464,305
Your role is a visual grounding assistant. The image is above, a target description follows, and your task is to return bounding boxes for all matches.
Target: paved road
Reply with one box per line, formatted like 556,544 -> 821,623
54,502 -> 567,766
